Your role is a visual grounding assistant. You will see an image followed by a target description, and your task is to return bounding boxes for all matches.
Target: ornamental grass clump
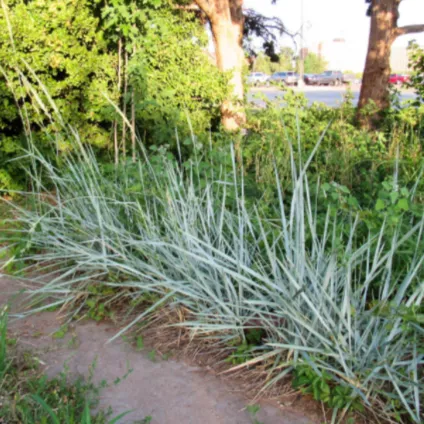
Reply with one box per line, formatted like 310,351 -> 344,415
1,129 -> 423,423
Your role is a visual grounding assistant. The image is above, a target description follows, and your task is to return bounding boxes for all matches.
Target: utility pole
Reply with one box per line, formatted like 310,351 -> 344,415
298,0 -> 305,88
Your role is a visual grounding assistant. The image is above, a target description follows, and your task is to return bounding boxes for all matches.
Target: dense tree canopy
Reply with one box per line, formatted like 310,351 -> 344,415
243,8 -> 287,59
303,52 -> 328,74
252,48 -> 294,74
0,0 -> 117,145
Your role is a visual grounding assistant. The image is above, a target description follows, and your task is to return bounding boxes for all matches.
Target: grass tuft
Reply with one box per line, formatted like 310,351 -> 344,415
1,130 -> 423,423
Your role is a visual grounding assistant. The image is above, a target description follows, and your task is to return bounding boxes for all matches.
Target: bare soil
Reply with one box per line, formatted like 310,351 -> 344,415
0,273 -> 320,424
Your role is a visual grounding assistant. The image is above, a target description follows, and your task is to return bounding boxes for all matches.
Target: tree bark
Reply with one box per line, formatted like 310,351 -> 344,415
195,0 -> 246,131
357,0 -> 398,129
357,0 -> 424,129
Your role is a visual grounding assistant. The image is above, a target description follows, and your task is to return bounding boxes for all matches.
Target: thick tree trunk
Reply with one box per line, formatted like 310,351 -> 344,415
357,0 -> 399,129
211,17 -> 245,131
195,0 -> 246,131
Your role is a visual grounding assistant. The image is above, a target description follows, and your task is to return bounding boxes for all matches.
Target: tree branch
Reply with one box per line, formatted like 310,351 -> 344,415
396,24 -> 424,36
175,3 -> 200,10
193,0 -> 215,18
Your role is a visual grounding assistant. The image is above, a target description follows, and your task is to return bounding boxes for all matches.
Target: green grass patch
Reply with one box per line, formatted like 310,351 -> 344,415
0,309 -> 131,424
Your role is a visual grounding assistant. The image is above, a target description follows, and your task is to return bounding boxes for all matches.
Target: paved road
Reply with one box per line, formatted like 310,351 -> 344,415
249,86 -> 417,107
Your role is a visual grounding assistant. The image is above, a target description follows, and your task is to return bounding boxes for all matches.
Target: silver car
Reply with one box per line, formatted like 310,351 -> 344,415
247,72 -> 270,86
270,71 -> 299,86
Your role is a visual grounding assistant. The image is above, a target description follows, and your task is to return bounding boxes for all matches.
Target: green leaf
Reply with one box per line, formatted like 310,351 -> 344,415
148,350 -> 156,362
390,191 -> 399,204
30,395 -> 60,424
52,326 -> 68,339
375,199 -> 385,211
396,198 -> 409,211
400,187 -> 409,197
109,410 -> 135,424
136,336 -> 144,351
247,404 -> 260,416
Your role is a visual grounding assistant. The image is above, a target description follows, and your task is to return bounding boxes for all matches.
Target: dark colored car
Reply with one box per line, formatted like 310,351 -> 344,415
309,71 -> 343,86
304,74 -> 317,85
389,74 -> 410,85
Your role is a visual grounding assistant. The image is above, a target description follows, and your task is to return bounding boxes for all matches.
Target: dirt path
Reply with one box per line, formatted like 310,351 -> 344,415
0,274 -> 319,424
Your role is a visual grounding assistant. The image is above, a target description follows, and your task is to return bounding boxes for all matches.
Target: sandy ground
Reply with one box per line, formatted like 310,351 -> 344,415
0,274 -> 319,424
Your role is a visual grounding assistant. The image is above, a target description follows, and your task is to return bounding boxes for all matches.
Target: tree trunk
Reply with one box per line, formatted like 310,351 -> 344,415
357,0 -> 424,129
211,18 -> 245,131
195,0 -> 245,131
357,0 -> 399,129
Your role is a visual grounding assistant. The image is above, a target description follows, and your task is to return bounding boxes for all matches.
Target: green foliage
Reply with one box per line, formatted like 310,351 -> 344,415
226,328 -> 264,365
0,76 -> 23,191
85,284 -> 118,322
246,404 -> 264,424
93,0 -> 228,148
0,0 -> 228,192
226,342 -> 255,365
0,0 -> 118,138
0,0 -> 118,191
407,41 -> 424,104
252,48 -> 294,74
246,89 -> 424,208
0,309 -> 8,378
126,6 -> 228,144
302,52 -> 328,74
0,309 -> 125,423
5,129 -> 423,422
52,325 -> 69,339
252,53 -> 273,74
293,366 -> 364,413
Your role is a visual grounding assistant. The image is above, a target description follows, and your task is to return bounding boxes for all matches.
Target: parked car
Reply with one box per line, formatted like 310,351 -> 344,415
309,70 -> 344,86
389,74 -> 410,85
270,71 -> 299,86
247,72 -> 270,86
304,74 -> 318,85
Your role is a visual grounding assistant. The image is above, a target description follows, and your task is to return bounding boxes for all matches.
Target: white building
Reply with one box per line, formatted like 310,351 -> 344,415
391,46 -> 410,72
309,38 -> 366,72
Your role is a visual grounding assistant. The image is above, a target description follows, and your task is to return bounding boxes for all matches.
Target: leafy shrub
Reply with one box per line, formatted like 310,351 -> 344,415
0,0 -> 119,191
0,0 -> 229,192
407,41 -> 424,104
0,0 -> 118,140
293,366 -> 364,413
125,6 -> 229,145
